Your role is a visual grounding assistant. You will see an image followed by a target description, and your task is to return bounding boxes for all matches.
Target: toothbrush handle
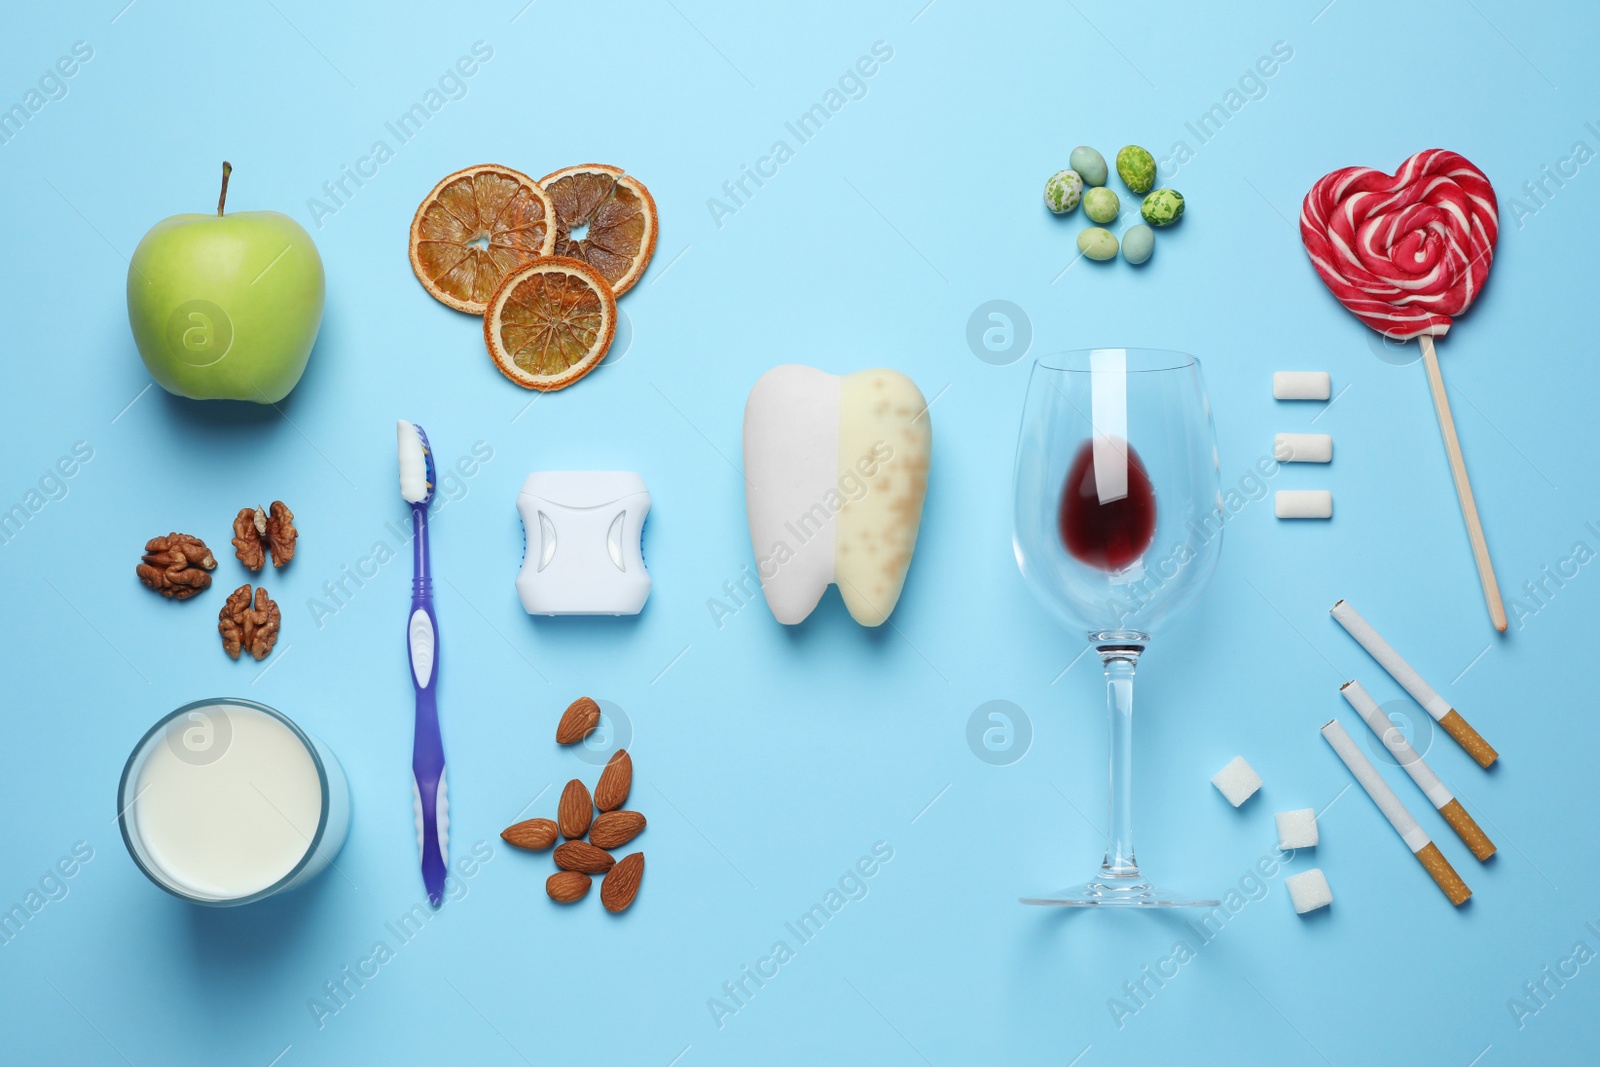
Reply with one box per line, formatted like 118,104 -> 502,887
408,512 -> 448,906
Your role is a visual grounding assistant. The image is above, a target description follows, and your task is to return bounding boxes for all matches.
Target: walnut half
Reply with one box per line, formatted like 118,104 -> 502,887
266,501 -> 296,567
232,508 -> 267,571
137,533 -> 216,599
219,584 -> 281,660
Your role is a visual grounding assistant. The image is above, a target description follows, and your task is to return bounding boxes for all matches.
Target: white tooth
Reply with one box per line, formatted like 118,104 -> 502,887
742,365 -> 932,626
742,366 -> 839,625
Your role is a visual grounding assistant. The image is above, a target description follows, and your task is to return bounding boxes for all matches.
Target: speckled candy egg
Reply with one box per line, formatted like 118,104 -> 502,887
1116,145 -> 1156,194
1140,188 -> 1184,227
1122,223 -> 1154,264
1069,146 -> 1108,186
1044,169 -> 1084,214
1083,187 -> 1119,224
1076,227 -> 1118,261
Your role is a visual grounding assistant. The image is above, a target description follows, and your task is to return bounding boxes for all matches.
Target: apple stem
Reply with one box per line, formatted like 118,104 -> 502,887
218,161 -> 233,216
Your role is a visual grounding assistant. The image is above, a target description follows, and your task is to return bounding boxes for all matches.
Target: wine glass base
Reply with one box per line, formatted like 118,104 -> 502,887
1020,873 -> 1220,909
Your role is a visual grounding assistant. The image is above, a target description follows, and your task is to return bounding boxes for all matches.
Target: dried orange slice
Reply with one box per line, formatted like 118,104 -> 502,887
483,257 -> 617,391
540,164 -> 657,296
409,164 -> 556,314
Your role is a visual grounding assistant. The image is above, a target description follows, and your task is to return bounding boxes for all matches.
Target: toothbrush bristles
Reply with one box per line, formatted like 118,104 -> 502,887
397,420 -> 435,504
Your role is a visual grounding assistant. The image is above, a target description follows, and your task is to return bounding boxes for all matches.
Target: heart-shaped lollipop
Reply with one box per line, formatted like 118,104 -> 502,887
1300,149 -> 1498,340
1299,148 -> 1507,632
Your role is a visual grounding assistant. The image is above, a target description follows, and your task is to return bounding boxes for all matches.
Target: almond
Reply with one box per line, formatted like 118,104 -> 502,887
500,817 -> 558,851
553,840 -> 614,874
601,852 -> 644,912
556,696 -> 601,745
594,748 -> 632,811
546,871 -> 591,903
589,810 -> 646,851
558,778 -> 594,838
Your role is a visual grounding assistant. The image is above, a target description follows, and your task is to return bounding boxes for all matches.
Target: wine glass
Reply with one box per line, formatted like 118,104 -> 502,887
1012,349 -> 1223,907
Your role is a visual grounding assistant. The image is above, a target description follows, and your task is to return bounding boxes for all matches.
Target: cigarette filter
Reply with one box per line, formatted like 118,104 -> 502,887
1340,680 -> 1496,861
1330,599 -> 1498,768
1321,718 -> 1471,906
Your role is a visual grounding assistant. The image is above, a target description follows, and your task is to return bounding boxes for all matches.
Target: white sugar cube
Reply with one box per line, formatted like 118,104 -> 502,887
1273,371 -> 1331,400
1211,756 -> 1262,807
1275,808 -> 1319,849
1275,490 -> 1333,519
1285,868 -> 1333,914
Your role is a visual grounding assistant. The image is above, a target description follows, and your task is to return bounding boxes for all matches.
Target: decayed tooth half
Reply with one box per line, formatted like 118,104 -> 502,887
741,365 -> 931,627
835,369 -> 931,626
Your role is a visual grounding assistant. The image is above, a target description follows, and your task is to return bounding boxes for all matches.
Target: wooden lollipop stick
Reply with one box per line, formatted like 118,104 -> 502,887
1418,335 -> 1507,632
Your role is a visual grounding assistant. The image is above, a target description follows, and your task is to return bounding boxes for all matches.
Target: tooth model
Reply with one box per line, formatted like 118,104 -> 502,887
742,365 -> 932,626
515,472 -> 651,615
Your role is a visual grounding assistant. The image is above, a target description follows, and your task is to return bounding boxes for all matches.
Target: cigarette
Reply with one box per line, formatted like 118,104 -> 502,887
1340,680 -> 1496,861
1330,600 -> 1498,768
1321,718 -> 1472,906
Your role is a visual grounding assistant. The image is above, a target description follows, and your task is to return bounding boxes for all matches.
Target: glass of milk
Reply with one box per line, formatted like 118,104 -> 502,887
118,698 -> 351,906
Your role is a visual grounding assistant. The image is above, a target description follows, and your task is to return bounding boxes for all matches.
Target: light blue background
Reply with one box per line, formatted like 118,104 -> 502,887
2,1 -> 1597,1063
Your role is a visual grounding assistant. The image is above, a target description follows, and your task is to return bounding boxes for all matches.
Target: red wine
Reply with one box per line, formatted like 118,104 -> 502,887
1058,438 -> 1157,571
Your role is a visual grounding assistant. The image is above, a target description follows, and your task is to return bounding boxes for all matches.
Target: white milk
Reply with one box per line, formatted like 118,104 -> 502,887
122,701 -> 348,904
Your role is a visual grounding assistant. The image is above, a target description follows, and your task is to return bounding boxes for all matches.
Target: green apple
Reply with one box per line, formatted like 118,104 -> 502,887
127,163 -> 324,403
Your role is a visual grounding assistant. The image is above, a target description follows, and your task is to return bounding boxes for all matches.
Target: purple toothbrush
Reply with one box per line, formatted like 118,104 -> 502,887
398,419 -> 448,906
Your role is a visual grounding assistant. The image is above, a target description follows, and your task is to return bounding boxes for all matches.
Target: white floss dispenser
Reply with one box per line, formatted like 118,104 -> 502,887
515,472 -> 651,615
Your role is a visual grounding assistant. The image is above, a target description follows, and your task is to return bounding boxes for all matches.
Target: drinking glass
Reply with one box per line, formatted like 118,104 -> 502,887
1012,349 -> 1223,907
119,698 -> 351,906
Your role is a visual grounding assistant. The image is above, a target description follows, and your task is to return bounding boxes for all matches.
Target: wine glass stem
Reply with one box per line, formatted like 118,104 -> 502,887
1099,649 -> 1142,880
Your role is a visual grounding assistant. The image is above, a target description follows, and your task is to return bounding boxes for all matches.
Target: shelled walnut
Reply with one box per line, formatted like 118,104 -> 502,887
232,508 -> 267,570
137,533 -> 216,599
231,501 -> 297,569
265,501 -> 296,566
218,584 -> 281,661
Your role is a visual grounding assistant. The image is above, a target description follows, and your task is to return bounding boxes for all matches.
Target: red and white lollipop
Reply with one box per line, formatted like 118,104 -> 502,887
1300,149 -> 1507,631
